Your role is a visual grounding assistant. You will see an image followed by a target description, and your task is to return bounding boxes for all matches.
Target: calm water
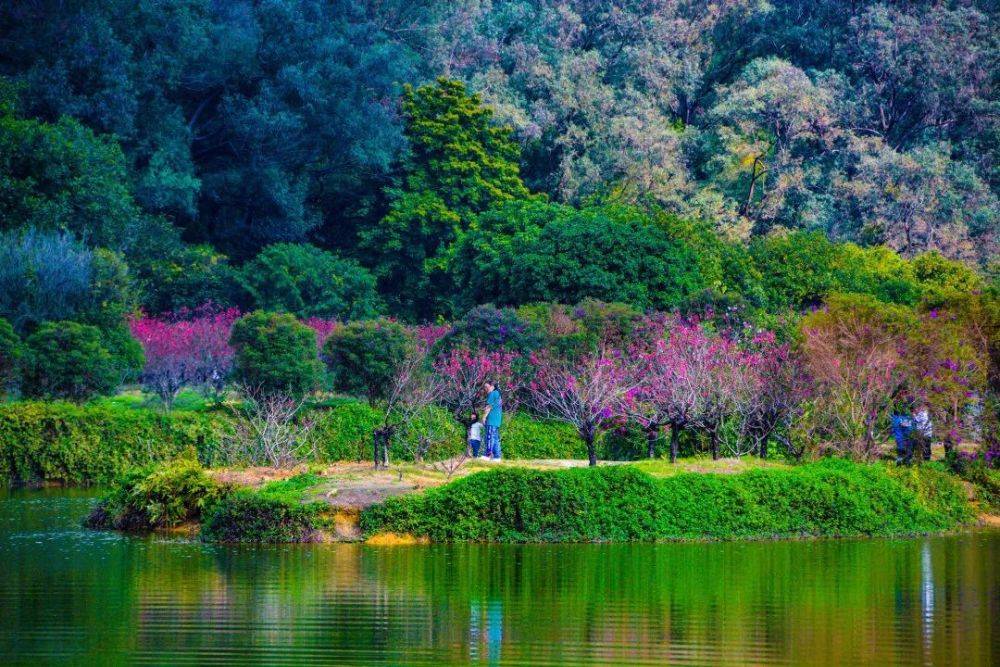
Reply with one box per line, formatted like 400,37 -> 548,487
1,489 -> 997,665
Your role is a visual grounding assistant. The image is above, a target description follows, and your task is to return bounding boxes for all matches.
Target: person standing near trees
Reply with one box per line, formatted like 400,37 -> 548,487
481,380 -> 503,460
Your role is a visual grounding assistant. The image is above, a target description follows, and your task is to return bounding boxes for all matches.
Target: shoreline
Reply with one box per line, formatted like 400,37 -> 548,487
77,458 -> 989,545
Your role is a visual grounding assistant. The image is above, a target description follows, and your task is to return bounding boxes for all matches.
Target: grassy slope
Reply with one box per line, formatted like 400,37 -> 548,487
360,460 -> 974,543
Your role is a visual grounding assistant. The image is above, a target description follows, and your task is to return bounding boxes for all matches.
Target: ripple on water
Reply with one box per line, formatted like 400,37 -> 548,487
1,489 -> 998,665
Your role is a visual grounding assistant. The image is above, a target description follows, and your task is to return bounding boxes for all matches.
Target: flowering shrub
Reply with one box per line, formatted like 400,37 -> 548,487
528,349 -> 635,466
433,346 -> 525,424
129,307 -> 239,408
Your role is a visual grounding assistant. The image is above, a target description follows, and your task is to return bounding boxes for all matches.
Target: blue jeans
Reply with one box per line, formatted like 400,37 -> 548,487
484,425 -> 501,459
469,439 -> 481,457
891,415 -> 913,464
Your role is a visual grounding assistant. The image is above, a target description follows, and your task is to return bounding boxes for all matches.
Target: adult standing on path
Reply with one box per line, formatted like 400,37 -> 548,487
481,380 -> 503,460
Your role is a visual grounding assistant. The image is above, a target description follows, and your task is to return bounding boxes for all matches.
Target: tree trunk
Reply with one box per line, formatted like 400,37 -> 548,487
669,425 -> 680,463
586,436 -> 597,467
373,428 -> 391,469
646,426 -> 659,459
759,435 -> 768,460
710,428 -> 720,461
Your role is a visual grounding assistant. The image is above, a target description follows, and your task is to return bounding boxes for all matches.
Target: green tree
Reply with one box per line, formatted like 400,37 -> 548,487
451,200 -> 706,312
229,312 -> 320,400
911,251 -> 985,307
323,319 -> 414,406
240,244 -> 381,321
0,317 -> 22,396
0,229 -> 137,333
22,321 -> 120,401
0,88 -> 155,254
361,78 -> 534,318
751,231 -> 842,310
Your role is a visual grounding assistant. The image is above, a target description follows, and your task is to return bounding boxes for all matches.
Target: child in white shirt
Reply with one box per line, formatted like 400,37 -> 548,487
468,412 -> 484,458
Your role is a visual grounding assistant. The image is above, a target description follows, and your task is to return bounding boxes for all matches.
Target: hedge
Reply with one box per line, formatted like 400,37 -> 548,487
0,399 -> 611,486
0,401 -> 224,485
360,459 -> 974,542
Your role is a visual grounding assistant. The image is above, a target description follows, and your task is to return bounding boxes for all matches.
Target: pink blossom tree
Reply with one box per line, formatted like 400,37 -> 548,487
432,346 -> 525,454
630,324 -> 717,462
303,317 -> 340,350
528,349 -> 636,466
129,307 -> 238,409
734,331 -> 811,459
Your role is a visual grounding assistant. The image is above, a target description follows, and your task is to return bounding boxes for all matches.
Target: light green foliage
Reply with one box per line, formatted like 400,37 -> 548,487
241,244 -> 381,320
0,401 -> 224,485
21,322 -> 121,401
911,251 -> 985,306
361,459 -> 972,542
362,78 -> 535,318
84,453 -> 226,531
323,319 -> 413,405
229,311 -> 321,399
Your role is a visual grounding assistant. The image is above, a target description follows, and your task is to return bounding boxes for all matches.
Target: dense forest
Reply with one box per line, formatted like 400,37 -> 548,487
0,0 -> 998,324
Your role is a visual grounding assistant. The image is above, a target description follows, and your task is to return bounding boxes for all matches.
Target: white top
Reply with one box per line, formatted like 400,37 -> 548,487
468,421 -> 483,441
914,409 -> 933,438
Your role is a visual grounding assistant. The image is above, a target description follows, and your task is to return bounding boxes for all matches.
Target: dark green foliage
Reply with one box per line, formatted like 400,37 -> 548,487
229,311 -> 321,399
0,401 -> 223,485
0,318 -> 22,395
453,201 -> 707,312
200,491 -> 324,543
84,454 -> 226,531
140,245 -> 244,314
751,231 -> 841,310
241,244 -> 382,320
0,102 -> 145,249
323,319 -> 413,405
361,460 -> 972,542
0,229 -> 137,332
21,322 -> 120,401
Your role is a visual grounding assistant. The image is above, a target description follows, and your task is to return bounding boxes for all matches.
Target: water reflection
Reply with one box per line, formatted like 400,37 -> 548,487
1,489 -> 998,665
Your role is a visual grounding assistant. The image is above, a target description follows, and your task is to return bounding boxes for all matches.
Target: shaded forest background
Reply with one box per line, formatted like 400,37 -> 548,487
1,0 -> 998,322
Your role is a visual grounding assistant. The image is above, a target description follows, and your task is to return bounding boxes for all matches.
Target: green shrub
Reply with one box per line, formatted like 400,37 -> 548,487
0,401 -> 224,485
0,317 -> 22,395
323,319 -> 413,405
200,491 -> 325,543
361,459 -> 972,542
240,243 -> 382,320
84,454 -> 225,531
21,321 -> 121,401
230,311 -> 321,399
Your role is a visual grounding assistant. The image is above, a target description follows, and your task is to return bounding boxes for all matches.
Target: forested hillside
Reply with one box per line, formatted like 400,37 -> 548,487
1,1 -> 997,321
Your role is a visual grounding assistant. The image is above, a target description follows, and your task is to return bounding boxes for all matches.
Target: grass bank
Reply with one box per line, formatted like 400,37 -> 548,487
83,456 -> 976,543
360,460 -> 974,542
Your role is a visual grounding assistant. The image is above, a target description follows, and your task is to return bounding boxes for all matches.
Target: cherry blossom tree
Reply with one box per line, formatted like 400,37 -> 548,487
734,331 -> 812,459
432,346 -> 525,454
631,324 -> 719,462
129,307 -> 238,409
528,349 -> 636,466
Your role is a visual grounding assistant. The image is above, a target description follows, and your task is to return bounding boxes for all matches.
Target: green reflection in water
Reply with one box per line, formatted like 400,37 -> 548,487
1,488 -> 997,665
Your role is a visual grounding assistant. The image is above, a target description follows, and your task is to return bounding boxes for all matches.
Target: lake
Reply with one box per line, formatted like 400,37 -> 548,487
1,488 -> 997,665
